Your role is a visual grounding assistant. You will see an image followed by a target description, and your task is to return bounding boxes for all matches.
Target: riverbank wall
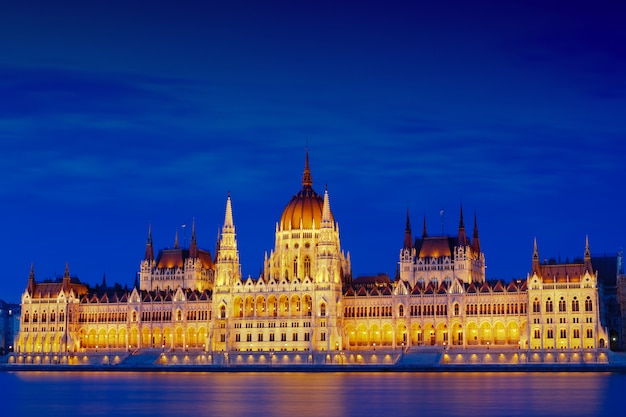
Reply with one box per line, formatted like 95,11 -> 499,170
2,348 -> 625,372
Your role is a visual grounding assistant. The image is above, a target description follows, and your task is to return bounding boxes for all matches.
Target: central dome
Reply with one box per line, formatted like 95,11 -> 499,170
279,152 -> 333,231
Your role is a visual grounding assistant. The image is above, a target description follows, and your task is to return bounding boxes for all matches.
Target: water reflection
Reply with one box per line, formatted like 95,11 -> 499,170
3,371 -> 620,417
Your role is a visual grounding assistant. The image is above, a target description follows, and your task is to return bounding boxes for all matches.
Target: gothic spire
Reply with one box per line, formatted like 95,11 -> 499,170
28,263 -> 35,294
404,208 -> 413,249
471,213 -> 481,253
422,215 -> 428,238
224,192 -> 234,230
144,223 -> 154,261
174,229 -> 179,249
321,185 -> 332,227
584,235 -> 593,273
457,205 -> 467,246
532,237 -> 540,276
189,218 -> 198,258
62,261 -> 71,292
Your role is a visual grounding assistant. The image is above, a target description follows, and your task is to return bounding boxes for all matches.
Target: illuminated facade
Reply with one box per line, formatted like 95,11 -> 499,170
13,153 -> 609,361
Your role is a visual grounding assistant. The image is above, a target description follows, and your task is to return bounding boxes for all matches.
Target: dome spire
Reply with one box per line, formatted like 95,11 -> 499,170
302,148 -> 312,188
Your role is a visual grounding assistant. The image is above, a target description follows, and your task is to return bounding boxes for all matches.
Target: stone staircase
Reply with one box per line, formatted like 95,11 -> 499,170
397,351 -> 442,366
118,351 -> 161,368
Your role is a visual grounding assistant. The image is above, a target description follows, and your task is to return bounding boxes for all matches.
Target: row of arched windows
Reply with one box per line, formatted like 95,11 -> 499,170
23,310 -> 65,323
344,306 -> 393,318
533,296 -> 593,313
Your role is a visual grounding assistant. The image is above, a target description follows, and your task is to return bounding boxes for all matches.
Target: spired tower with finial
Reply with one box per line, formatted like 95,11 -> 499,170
399,205 -> 486,287
527,236 -> 608,350
139,220 -> 215,293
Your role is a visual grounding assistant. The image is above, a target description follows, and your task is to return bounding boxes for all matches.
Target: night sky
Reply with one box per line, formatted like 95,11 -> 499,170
1,1 -> 624,301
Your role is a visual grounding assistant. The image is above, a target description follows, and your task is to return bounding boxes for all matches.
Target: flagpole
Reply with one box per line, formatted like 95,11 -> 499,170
440,209 -> 444,235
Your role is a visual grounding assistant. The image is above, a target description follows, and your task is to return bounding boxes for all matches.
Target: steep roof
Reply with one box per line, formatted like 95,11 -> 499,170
415,236 -> 456,258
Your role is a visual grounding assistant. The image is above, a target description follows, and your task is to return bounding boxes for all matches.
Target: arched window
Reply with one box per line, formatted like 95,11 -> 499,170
546,298 -> 553,313
60,310 -> 65,322
51,311 -> 56,322
572,297 -> 579,312
42,311 -> 47,323
454,303 -> 459,316
304,256 -> 311,278
559,297 -> 566,312
585,297 -> 593,312
177,310 -> 182,321
398,305 -> 404,317
132,311 -> 137,322
320,303 -> 326,317
532,299 -> 540,313
293,257 -> 298,278
220,305 -> 226,319
24,311 -> 29,322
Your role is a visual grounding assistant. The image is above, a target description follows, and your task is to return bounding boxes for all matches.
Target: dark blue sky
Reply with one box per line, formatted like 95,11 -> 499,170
1,1 -> 624,301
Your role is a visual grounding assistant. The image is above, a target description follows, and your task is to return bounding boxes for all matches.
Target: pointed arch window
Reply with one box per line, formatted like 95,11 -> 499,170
558,297 -> 566,312
533,298 -> 540,313
546,298 -> 553,313
572,297 -> 579,312
304,256 -> 311,278
293,257 -> 298,278
220,305 -> 226,319
585,297 -> 593,312
320,303 -> 326,317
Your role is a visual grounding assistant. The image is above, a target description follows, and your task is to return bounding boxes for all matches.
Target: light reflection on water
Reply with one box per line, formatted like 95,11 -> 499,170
2,371 -> 622,417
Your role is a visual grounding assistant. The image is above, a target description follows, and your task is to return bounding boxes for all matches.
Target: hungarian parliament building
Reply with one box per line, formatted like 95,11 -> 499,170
14,153 -> 610,359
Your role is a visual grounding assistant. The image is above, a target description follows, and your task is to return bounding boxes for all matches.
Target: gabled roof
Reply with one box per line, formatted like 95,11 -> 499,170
437,284 -> 448,294
411,284 -> 422,295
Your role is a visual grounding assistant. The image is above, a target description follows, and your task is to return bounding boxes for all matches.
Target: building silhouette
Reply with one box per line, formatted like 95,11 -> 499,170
13,153 -> 614,365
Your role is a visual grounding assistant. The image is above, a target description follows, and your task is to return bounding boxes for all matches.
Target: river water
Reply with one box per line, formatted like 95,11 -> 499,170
2,371 -> 623,417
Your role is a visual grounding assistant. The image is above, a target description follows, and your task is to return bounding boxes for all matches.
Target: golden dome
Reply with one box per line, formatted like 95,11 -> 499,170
279,152 -> 333,231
